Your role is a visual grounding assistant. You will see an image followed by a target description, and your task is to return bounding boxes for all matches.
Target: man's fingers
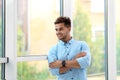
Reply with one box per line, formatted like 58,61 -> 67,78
49,62 -> 56,68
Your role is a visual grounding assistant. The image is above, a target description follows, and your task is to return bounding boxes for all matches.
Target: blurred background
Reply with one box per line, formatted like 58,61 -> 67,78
0,0 -> 120,80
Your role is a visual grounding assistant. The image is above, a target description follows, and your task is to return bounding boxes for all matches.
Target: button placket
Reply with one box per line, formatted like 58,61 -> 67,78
71,77 -> 74,80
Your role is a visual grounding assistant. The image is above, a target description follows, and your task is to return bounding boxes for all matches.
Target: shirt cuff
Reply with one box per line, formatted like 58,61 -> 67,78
76,58 -> 88,68
49,68 -> 60,76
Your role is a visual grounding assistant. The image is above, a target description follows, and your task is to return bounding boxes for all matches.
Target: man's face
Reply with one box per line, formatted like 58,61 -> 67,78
55,23 -> 70,41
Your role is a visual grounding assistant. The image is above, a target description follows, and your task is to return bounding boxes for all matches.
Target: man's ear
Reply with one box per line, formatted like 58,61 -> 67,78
68,27 -> 71,31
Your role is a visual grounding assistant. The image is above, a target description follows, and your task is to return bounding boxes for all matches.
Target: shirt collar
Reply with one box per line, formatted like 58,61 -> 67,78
59,38 -> 74,45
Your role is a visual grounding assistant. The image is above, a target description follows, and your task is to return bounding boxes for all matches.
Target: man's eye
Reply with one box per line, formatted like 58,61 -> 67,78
59,28 -> 63,31
55,29 -> 57,31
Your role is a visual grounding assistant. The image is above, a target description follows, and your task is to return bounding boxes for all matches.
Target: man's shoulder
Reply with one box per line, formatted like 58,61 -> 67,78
74,39 -> 86,44
47,44 -> 58,56
73,40 -> 89,47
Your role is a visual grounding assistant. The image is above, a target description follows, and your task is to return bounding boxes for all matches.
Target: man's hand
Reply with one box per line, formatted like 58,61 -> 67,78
49,60 -> 62,68
59,67 -> 70,74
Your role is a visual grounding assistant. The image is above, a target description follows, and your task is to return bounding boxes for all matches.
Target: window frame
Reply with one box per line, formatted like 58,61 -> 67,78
1,0 -> 117,80
0,0 -> 6,80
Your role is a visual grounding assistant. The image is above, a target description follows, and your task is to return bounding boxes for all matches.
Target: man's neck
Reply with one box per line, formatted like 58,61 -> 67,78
63,36 -> 72,43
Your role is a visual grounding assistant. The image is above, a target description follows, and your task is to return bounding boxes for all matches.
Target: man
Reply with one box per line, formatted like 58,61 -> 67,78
47,16 -> 91,80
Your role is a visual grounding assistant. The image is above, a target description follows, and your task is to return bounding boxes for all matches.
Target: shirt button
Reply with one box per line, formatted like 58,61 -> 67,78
71,78 -> 73,80
67,53 -> 69,55
70,69 -> 72,71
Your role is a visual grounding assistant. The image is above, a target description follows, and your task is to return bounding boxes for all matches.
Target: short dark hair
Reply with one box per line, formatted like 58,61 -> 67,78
54,16 -> 71,27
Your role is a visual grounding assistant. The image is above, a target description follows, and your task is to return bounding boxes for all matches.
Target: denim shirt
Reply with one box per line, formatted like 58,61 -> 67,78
47,38 -> 91,80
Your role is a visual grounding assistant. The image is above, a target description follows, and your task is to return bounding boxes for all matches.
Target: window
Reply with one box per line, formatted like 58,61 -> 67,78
17,61 -> 52,80
0,0 -> 2,77
72,0 -> 105,79
116,0 -> 120,79
1,0 -> 118,80
17,0 -> 60,56
17,0 -> 60,79
91,0 -> 104,13
0,0 -> 5,80
0,0 -> 2,57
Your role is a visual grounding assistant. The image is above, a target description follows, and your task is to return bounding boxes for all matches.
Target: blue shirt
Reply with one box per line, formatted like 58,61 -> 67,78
47,38 -> 91,80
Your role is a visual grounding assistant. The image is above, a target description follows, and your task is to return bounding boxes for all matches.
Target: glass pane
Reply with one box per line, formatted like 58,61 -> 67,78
116,0 -> 120,80
72,0 -> 105,80
0,0 -> 2,57
0,0 -> 2,79
0,0 -> 3,80
17,60 -> 56,80
17,0 -> 60,56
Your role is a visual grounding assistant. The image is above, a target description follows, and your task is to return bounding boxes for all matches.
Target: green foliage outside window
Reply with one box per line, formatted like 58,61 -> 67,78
17,62 -> 49,80
116,23 -> 120,75
73,0 -> 104,74
17,26 -> 52,80
17,25 -> 27,57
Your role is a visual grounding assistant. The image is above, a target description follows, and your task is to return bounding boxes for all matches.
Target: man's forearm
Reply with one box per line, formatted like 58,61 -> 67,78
49,60 -> 62,68
49,52 -> 86,68
74,52 -> 86,59
66,60 -> 80,68
65,52 -> 86,68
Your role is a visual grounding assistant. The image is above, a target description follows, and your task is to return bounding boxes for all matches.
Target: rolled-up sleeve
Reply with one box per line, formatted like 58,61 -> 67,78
47,45 -> 60,76
76,41 -> 91,69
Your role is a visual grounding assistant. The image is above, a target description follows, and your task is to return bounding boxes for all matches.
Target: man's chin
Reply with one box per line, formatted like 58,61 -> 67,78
58,38 -> 63,40
58,37 -> 62,40
58,38 -> 62,40
59,39 -> 65,41
57,37 -> 65,41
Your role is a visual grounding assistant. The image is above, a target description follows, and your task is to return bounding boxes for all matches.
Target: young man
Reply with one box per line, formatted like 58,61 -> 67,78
47,16 -> 91,80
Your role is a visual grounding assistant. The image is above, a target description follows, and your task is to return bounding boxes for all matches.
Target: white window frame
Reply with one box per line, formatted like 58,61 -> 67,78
5,0 -> 17,79
63,0 -> 73,36
106,0 -> 116,80
0,58 -> 8,64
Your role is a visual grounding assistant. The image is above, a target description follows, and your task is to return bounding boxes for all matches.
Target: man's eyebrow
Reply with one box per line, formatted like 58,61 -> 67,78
55,27 -> 62,30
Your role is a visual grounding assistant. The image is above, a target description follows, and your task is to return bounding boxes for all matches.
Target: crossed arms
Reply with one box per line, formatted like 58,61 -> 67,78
49,52 -> 86,74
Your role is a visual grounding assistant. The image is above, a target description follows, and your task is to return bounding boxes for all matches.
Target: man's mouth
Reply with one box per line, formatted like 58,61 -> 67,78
57,34 -> 62,37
